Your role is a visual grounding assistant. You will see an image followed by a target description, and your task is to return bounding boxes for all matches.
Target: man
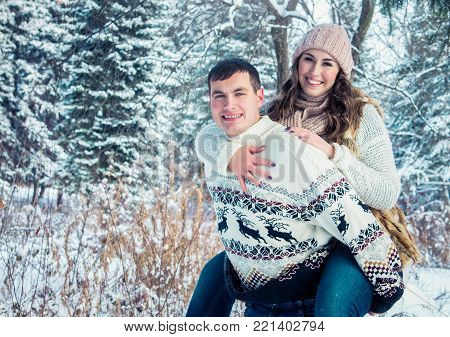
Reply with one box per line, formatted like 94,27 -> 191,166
190,58 -> 403,316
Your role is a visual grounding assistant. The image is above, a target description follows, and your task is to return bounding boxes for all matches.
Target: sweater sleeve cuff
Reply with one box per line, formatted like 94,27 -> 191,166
330,143 -> 344,164
370,282 -> 405,314
369,297 -> 397,314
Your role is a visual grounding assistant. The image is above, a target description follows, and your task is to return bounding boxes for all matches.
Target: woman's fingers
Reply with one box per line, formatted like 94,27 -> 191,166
287,126 -> 316,140
285,127 -> 333,157
248,146 -> 275,168
286,126 -> 305,136
252,166 -> 272,180
245,170 -> 260,186
248,145 -> 266,154
229,146 -> 275,191
237,175 -> 248,194
252,156 -> 275,168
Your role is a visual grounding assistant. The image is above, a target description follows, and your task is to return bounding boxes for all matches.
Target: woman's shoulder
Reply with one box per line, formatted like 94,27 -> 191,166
361,103 -> 384,123
356,103 -> 389,142
352,88 -> 385,118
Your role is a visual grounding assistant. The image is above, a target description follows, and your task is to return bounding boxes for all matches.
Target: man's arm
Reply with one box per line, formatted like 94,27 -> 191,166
194,123 -> 243,176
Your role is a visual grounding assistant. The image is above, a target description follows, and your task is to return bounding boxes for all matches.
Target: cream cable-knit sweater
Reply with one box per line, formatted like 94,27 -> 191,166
196,104 -> 400,210
195,116 -> 404,308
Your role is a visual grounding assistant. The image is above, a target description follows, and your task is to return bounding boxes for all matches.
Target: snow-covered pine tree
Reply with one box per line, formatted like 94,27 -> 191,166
0,3 -> 16,185
0,0 -> 61,203
58,0 -> 157,192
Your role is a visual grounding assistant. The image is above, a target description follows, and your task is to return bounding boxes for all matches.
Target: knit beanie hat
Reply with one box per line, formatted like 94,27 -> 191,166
291,24 -> 354,78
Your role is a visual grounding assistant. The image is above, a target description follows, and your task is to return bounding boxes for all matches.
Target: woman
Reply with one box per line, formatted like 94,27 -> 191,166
187,24 -> 403,317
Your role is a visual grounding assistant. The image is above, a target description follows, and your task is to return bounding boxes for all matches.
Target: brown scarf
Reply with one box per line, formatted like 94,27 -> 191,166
277,92 -> 329,137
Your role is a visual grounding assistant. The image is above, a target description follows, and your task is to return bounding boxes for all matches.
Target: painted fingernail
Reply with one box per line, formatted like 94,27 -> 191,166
267,176 -> 272,180
289,130 -> 294,133
285,127 -> 291,131
271,163 -> 276,167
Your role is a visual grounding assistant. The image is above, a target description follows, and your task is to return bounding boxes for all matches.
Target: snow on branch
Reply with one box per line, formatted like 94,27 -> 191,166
264,0 -> 309,22
267,0 -> 289,16
284,10 -> 309,22
354,67 -> 446,139
413,62 -> 447,80
218,0 -> 243,30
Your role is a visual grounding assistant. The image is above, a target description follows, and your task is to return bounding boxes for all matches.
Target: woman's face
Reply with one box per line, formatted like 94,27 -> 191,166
297,49 -> 340,97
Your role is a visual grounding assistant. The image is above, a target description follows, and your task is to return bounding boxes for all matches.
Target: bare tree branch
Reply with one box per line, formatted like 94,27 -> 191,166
298,0 -> 316,26
351,0 -> 376,68
354,67 -> 447,138
218,0 -> 243,30
263,0 -> 301,89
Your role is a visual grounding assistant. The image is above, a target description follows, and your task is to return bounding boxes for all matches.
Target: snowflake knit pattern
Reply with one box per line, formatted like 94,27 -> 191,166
198,103 -> 400,211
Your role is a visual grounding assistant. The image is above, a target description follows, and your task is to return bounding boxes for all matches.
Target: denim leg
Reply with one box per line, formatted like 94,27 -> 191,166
315,242 -> 373,317
302,297 -> 316,317
245,298 -> 315,317
244,303 -> 273,317
186,251 -> 235,317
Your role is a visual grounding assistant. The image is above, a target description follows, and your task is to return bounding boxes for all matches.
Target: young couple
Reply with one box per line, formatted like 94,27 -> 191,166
188,24 -> 405,317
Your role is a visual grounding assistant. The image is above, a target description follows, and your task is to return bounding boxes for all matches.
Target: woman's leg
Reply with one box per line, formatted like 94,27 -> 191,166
186,251 -> 235,316
244,298 -> 315,317
315,242 -> 373,317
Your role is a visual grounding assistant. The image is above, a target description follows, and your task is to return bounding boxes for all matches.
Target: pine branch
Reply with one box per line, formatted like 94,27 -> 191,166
59,0 -> 150,68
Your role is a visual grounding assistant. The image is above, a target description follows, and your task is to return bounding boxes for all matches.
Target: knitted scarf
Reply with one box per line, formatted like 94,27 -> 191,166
278,92 -> 329,137
277,89 -> 421,266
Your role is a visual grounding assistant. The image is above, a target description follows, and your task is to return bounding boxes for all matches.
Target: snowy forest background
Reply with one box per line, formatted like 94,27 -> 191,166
0,0 -> 448,317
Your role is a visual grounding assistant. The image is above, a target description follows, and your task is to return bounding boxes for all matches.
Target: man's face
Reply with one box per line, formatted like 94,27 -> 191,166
209,72 -> 264,137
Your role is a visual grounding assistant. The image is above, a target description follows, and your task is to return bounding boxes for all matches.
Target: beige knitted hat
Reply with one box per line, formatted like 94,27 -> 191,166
292,24 -> 354,78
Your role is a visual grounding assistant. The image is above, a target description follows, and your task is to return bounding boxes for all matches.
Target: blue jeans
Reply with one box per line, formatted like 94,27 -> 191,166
314,241 -> 373,317
185,252 -> 234,316
244,298 -> 315,317
186,242 -> 372,317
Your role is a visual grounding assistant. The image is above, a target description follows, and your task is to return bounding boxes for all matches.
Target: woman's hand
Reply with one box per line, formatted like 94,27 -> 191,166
228,146 -> 275,194
286,127 -> 335,159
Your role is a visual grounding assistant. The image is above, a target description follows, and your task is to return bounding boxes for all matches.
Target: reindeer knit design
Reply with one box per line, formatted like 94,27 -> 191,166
198,100 -> 420,266
196,116 -> 404,309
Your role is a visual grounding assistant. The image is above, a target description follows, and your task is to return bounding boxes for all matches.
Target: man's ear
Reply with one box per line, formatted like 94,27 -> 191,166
208,91 -> 212,105
256,87 -> 264,108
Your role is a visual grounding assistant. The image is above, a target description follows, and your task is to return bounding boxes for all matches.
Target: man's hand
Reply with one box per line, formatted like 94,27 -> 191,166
227,146 -> 275,194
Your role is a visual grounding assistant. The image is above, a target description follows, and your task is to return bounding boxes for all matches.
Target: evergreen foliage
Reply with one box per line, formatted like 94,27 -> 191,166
58,0 -> 158,191
0,0 -> 61,199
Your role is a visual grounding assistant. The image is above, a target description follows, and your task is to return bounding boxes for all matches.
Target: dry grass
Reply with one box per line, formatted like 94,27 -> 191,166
0,175 -> 447,317
409,210 -> 449,267
0,179 -> 223,316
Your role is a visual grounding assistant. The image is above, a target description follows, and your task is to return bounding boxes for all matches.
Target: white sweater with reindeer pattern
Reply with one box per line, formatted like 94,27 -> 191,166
195,116 -> 404,310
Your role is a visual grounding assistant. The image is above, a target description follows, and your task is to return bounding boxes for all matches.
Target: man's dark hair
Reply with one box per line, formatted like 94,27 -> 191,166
208,58 -> 261,93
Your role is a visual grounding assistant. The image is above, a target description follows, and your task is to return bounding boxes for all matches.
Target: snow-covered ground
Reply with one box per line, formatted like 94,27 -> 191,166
0,186 -> 448,317
386,267 -> 449,317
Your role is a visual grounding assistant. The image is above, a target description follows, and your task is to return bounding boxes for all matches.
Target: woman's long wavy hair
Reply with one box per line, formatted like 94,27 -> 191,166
268,57 -> 367,148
